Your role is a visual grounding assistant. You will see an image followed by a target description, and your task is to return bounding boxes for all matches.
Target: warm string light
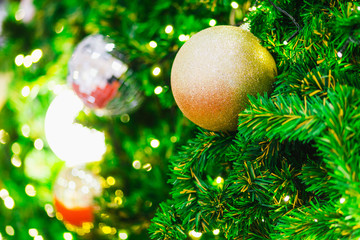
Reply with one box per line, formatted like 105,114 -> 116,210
337,36 -> 360,59
15,49 -> 43,67
189,230 -> 202,239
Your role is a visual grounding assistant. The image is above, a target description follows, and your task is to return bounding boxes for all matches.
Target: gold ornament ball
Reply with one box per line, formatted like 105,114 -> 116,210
171,26 -> 277,132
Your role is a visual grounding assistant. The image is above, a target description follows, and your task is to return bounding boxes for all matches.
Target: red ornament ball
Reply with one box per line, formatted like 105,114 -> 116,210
53,166 -> 102,227
171,26 -> 277,132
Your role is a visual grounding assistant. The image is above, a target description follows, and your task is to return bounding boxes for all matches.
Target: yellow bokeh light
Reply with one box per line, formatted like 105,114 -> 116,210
29,228 -> 38,237
34,235 -> 44,240
63,232 -> 73,240
231,1 -> 239,9
23,55 -> 33,68
213,229 -> 220,235
189,230 -> 202,238
11,142 -> 21,155
152,67 -> 161,76
119,232 -> 128,239
5,226 -> 14,236
132,160 -> 141,169
165,25 -> 173,34
102,226 -> 112,234
4,196 -> 15,209
21,124 -> 31,137
21,86 -> 31,97
106,176 -> 116,186
45,203 -> 55,217
178,34 -> 190,42
154,86 -> 163,95
149,41 -> 157,48
150,139 -> 160,148
170,136 -> 178,143
0,129 -> 9,144
15,54 -> 25,66
34,138 -> 44,150
114,196 -> 123,205
31,49 -> 43,63
215,176 -> 223,184
11,155 -> 22,168
143,163 -> 152,172
0,189 -> 9,199
209,19 -> 217,27
25,184 -> 36,197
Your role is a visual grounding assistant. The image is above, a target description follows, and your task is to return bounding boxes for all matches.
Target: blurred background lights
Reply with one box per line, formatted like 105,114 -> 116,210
165,25 -> 173,34
4,196 -> 15,209
179,34 -> 190,42
152,67 -> 161,76
44,204 -> 55,217
23,55 -> 33,68
21,86 -> 31,97
213,229 -> 220,235
15,54 -> 24,66
231,1 -> 239,9
284,195 -> 290,202
189,230 -> 202,238
11,156 -> 21,167
154,86 -> 163,95
31,49 -> 42,63
132,160 -> 141,169
0,233 -> 2,240
34,235 -> 44,240
106,176 -> 116,186
21,124 -> 30,137
249,6 -> 257,11
340,197 -> 346,204
0,189 -> 9,199
25,184 -> 36,197
29,228 -> 38,237
119,231 -> 128,239
44,89 -> 106,166
63,232 -> 73,240
149,41 -> 157,48
11,142 -> 21,155
209,19 -> 217,27
0,129 -> 9,144
143,163 -> 152,172
5,226 -> 14,236
170,136 -> 178,143
150,139 -> 160,148
215,176 -> 223,184
34,138 -> 44,150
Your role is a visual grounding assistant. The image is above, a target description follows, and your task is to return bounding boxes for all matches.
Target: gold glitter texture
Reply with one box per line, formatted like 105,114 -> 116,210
171,26 -> 277,132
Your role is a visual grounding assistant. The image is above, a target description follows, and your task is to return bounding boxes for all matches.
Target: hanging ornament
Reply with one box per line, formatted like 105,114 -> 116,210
53,166 -> 102,227
171,26 -> 277,132
67,34 -> 143,116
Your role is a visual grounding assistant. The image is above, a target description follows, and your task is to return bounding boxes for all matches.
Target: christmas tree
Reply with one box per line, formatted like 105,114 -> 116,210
0,0 -> 359,240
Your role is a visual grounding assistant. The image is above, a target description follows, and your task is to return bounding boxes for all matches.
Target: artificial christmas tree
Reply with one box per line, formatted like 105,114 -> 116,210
0,0 -> 359,240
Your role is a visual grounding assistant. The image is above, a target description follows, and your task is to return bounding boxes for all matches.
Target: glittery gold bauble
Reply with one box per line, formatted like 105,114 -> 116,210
171,26 -> 277,132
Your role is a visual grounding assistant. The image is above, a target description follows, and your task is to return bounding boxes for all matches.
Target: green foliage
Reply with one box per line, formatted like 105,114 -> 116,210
1,0 -> 360,239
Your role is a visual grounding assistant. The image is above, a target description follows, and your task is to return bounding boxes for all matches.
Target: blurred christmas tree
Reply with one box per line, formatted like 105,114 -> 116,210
0,0 -> 359,240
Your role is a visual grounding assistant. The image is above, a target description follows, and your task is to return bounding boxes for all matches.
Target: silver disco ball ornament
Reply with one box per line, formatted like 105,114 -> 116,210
67,34 -> 143,116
